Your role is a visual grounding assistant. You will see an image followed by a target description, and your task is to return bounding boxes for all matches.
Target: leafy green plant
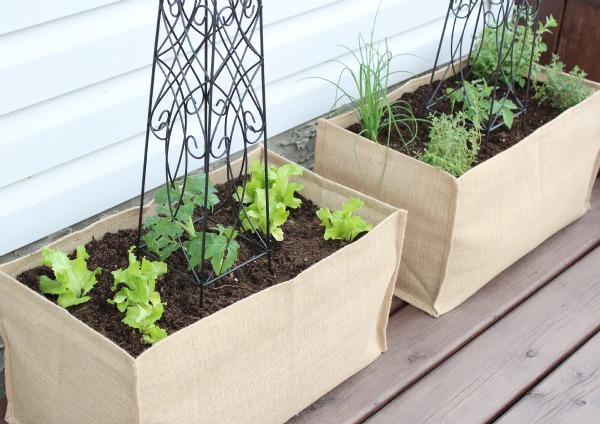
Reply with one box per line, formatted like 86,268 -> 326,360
316,198 -> 373,242
534,54 -> 593,110
142,173 -> 239,276
236,159 -> 304,241
108,247 -> 168,345
142,173 -> 219,261
184,224 -> 240,275
39,245 -> 102,308
312,11 -> 419,153
447,79 -> 517,129
471,13 -> 557,88
418,112 -> 481,177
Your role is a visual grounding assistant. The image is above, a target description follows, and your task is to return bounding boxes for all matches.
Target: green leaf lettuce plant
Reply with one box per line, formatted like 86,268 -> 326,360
236,159 -> 304,241
39,245 -> 102,308
108,247 -> 168,345
316,198 -> 373,241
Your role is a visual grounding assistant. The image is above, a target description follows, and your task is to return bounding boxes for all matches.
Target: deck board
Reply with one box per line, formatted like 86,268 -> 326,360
365,246 -> 600,424
496,332 -> 600,423
289,181 -> 600,424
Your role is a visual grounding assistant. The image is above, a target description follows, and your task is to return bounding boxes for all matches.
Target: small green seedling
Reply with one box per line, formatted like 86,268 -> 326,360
316,198 -> 373,242
471,13 -> 557,88
236,159 -> 304,241
418,112 -> 480,178
447,79 -> 517,129
108,247 -> 168,345
39,245 -> 102,308
534,54 -> 592,110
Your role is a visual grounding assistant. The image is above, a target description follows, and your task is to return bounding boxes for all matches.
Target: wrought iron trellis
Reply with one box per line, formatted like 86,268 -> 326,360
426,0 -> 542,148
136,0 -> 270,307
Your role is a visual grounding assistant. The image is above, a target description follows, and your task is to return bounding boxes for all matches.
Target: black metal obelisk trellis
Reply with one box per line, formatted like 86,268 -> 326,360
426,0 -> 542,148
136,0 -> 270,307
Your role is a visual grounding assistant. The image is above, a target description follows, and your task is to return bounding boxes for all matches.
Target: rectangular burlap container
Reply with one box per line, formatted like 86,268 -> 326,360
0,146 -> 407,424
315,68 -> 600,317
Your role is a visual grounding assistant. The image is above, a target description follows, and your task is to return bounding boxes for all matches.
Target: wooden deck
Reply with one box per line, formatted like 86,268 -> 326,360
2,179 -> 599,423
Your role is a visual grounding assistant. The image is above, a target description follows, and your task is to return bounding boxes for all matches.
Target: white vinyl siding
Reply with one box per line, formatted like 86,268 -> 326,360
0,0 -> 451,255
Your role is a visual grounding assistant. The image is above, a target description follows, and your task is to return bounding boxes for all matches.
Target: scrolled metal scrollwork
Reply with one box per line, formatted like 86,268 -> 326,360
426,0 -> 542,148
137,0 -> 270,307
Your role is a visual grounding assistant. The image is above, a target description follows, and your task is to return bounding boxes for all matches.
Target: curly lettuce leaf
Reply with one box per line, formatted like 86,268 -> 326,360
39,245 -> 102,308
316,198 -> 373,242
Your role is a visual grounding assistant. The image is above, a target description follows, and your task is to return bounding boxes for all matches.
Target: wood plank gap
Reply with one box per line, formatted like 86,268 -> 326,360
289,180 -> 600,424
495,329 -> 600,423
491,326 -> 600,423
365,246 -> 600,424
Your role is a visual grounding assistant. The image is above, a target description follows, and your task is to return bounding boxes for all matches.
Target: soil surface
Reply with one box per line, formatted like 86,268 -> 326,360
17,188 -> 351,357
348,76 -> 562,165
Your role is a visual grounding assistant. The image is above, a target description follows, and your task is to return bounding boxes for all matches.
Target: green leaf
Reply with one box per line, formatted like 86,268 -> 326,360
236,160 -> 301,241
109,247 -> 167,345
317,198 -> 373,242
39,245 -> 101,308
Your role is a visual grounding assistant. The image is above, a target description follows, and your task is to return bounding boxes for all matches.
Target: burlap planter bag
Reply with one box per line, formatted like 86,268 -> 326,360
0,146 -> 407,424
315,68 -> 600,317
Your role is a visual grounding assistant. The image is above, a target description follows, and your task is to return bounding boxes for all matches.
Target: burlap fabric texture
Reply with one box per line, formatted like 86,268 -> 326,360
315,68 -> 600,317
0,146 -> 407,424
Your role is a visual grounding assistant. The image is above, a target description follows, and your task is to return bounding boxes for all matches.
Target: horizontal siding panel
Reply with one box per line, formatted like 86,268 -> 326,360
0,0 -> 122,35
267,17 -> 451,132
1,0 -> 452,255
0,0 -> 156,114
0,68 -> 150,188
1,134 -> 165,256
265,0 -> 447,83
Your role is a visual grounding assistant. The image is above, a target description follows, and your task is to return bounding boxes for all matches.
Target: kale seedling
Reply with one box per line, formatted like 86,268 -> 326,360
316,198 -> 373,242
142,173 -> 220,261
39,245 -> 102,308
142,172 -> 238,276
108,247 -> 168,345
236,159 -> 304,241
184,224 -> 240,275
534,54 -> 593,111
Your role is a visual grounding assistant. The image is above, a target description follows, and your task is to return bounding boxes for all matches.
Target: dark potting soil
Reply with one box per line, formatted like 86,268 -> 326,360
16,191 -> 351,357
348,77 -> 562,165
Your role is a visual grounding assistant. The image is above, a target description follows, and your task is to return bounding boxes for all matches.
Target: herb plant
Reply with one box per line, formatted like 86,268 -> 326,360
316,198 -> 373,242
143,173 -> 239,276
39,245 -> 102,308
418,112 -> 480,177
236,159 -> 304,241
534,54 -> 592,111
314,11 -> 418,153
471,13 -> 557,88
447,79 -> 517,129
108,247 -> 168,345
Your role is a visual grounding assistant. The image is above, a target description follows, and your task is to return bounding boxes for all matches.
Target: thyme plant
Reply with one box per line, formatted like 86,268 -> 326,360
418,113 -> 481,178
534,54 -> 593,110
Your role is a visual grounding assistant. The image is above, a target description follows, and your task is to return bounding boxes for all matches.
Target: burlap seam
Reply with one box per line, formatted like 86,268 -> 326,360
431,177 -> 460,317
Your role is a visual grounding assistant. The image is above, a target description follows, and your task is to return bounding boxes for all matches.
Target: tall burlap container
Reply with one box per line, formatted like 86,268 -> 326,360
315,69 -> 600,317
0,146 -> 407,424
